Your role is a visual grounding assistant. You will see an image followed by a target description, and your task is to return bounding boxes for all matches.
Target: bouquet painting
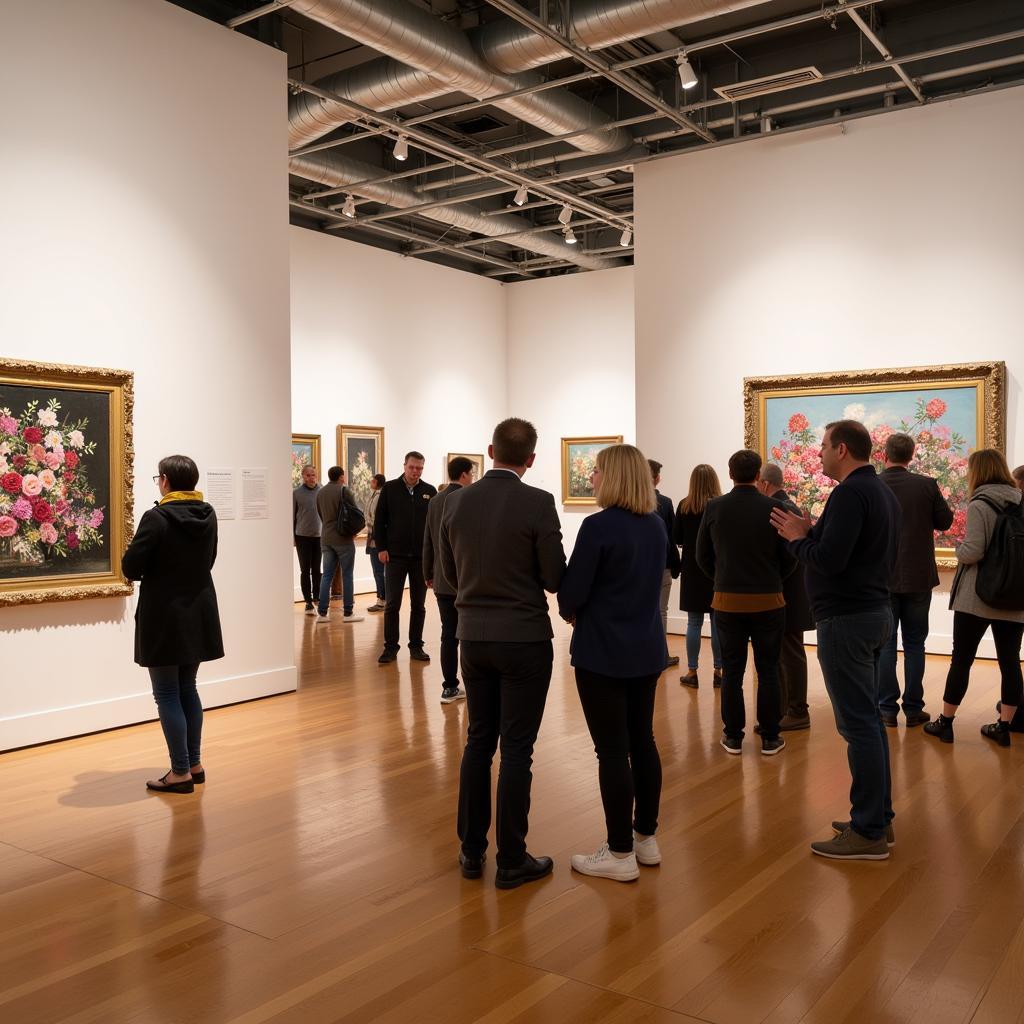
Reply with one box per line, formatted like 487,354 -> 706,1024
561,436 -> 623,505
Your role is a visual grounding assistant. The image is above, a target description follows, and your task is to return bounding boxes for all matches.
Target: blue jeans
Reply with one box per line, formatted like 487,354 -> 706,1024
149,664 -> 202,775
367,543 -> 386,600
816,608 -> 894,841
319,542 -> 355,615
685,611 -> 721,671
878,591 -> 932,716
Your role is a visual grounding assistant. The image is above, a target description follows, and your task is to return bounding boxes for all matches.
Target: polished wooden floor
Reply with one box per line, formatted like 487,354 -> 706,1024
3,602 -> 1024,1024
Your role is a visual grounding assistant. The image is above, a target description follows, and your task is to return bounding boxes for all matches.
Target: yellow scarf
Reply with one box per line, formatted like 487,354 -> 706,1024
159,490 -> 204,505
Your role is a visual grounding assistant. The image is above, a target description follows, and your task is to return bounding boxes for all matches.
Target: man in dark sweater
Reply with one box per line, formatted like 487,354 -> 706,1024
373,452 -> 437,664
649,459 -> 682,669
696,449 -> 795,755
772,419 -> 901,862
878,432 -> 954,727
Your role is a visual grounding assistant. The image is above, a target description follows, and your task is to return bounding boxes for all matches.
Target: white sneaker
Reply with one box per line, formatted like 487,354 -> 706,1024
633,832 -> 661,866
570,844 -> 640,882
342,613 -> 364,623
314,611 -> 330,625
304,603 -> 316,616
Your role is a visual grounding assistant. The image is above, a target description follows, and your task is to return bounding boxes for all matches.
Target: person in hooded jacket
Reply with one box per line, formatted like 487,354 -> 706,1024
123,455 -> 224,794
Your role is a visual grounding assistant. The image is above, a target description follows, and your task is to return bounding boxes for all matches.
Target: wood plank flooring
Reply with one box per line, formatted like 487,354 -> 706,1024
2,601 -> 1024,1023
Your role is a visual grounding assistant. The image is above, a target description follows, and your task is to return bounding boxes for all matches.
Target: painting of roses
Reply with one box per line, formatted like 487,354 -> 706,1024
745,363 -> 1005,568
291,434 -> 321,489
337,424 -> 384,521
0,358 -> 133,604
561,436 -> 624,505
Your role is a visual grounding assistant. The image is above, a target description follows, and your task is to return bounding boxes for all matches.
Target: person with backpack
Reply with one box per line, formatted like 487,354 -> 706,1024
314,465 -> 365,625
924,449 -> 1024,746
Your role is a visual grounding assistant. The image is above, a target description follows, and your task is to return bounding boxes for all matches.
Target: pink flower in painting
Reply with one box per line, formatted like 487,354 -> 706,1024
0,515 -> 17,538
934,425 -> 951,440
39,523 -> 58,545
949,508 -> 968,541
21,474 -> 42,497
925,398 -> 947,420
788,413 -> 810,433
22,426 -> 42,444
771,446 -> 782,460
783,465 -> 801,486
917,430 -> 932,444
38,469 -> 57,491
66,530 -> 79,550
0,415 -> 17,435
870,424 -> 894,445
54,499 -> 70,516
10,497 -> 32,521
88,509 -> 104,529
32,500 -> 53,524
1,472 -> 22,494
12,455 -> 26,469
44,452 -> 61,471
29,443 -> 46,464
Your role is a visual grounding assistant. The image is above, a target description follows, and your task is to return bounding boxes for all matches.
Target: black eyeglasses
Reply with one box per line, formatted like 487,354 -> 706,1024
152,475 -> 163,483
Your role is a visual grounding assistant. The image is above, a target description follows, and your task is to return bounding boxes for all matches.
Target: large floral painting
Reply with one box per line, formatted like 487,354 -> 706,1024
561,436 -> 623,506
291,433 -> 321,489
336,424 -> 384,518
745,362 -> 1005,568
0,358 -> 133,604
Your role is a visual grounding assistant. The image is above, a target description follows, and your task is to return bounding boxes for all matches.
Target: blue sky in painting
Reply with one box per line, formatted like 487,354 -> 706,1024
766,386 -> 978,447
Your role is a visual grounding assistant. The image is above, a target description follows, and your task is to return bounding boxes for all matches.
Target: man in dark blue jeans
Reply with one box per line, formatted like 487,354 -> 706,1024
772,419 -> 901,861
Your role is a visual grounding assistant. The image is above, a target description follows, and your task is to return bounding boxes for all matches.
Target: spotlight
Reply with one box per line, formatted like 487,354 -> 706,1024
619,227 -> 632,247
564,226 -> 577,244
676,54 -> 698,90
393,135 -> 409,161
513,184 -> 529,206
558,203 -> 572,225
342,195 -> 356,218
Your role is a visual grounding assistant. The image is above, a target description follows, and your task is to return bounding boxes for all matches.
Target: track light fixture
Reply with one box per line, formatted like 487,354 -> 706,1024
558,203 -> 572,226
342,195 -> 356,218
676,54 -> 698,90
619,227 -> 632,247
393,135 -> 409,161
513,184 -> 529,206
564,226 -> 577,245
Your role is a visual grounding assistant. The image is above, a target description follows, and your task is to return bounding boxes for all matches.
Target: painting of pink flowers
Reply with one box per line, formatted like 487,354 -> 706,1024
561,436 -> 624,505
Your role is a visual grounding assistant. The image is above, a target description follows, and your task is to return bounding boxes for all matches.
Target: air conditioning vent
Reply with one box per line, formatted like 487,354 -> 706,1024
453,114 -> 507,134
715,67 -> 824,102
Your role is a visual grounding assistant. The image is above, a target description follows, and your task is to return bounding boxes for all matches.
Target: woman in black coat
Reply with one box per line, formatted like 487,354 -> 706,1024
673,464 -> 723,689
123,455 -> 224,794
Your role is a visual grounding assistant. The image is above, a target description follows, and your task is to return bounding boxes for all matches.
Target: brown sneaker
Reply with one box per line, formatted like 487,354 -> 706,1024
679,672 -> 699,689
779,714 -> 810,731
811,827 -> 889,861
832,819 -> 894,846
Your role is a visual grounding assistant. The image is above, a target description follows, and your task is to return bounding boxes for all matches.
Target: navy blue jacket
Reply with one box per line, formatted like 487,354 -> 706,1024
789,465 -> 902,620
558,506 -> 667,677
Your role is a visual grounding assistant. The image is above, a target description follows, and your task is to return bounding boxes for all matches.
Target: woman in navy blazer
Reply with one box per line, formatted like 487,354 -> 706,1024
558,444 -> 666,882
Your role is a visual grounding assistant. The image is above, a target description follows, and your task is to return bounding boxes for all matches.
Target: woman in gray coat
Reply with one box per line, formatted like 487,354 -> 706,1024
925,449 -> 1024,746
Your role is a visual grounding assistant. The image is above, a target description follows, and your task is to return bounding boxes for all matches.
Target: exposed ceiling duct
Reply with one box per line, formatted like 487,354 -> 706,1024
290,150 -> 621,273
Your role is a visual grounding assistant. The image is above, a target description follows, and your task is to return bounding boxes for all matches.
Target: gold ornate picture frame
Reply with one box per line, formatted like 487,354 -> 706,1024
561,435 -> 624,506
291,433 -> 321,488
0,357 -> 134,605
744,362 -> 1006,569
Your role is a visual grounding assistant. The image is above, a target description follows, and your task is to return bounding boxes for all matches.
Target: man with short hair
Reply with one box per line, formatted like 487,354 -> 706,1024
424,456 -> 475,704
439,417 -> 566,890
314,466 -> 364,626
772,420 -> 901,861
878,432 -> 954,727
696,449 -> 795,756
293,464 -> 322,615
756,463 -> 815,730
649,459 -> 681,669
374,452 -> 437,664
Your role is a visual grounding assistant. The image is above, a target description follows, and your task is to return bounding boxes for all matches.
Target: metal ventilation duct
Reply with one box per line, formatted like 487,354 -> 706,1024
290,151 -> 620,273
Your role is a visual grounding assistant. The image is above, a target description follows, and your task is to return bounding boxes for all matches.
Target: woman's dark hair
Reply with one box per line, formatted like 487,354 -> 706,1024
372,473 -> 386,487
158,455 -> 199,491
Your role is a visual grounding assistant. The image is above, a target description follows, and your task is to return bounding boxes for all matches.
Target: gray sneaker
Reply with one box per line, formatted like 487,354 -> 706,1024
811,827 -> 889,861
832,819 -> 895,846
440,687 -> 465,704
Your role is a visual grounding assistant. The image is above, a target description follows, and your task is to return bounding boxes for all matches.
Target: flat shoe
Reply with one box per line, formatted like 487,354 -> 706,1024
190,770 -> 206,784
146,772 -> 194,794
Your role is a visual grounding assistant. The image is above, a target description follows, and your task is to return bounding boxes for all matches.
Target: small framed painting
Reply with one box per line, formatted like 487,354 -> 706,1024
291,433 -> 321,488
446,452 -> 485,483
561,435 -> 623,506
0,357 -> 134,605
337,424 -> 385,515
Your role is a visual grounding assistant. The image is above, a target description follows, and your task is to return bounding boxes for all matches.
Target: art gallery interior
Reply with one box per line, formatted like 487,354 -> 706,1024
2,0 -> 1024,1020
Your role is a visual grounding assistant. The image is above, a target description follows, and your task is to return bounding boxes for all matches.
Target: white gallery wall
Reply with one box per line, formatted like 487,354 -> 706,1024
635,86 -> 1024,655
289,228 -> 507,596
0,0 -> 295,749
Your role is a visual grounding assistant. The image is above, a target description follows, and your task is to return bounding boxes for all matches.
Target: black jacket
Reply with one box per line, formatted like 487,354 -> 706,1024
423,482 -> 462,596
673,509 -> 714,613
373,476 -> 438,558
655,490 -> 681,577
696,486 -> 796,594
880,466 -> 954,592
122,500 -> 224,668
439,470 -> 566,642
772,489 -> 815,632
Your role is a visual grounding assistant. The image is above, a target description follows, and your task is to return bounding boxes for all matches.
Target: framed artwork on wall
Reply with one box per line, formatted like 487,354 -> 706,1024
561,435 -> 624,506
445,452 -> 485,483
337,424 -> 385,515
744,361 -> 1006,569
291,433 -> 321,489
0,357 -> 134,605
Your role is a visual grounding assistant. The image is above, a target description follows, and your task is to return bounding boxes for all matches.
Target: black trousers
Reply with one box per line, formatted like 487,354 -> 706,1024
458,640 -> 553,869
779,630 -> 809,717
435,593 -> 459,690
383,555 -> 427,651
943,611 -> 1024,707
716,607 -> 786,741
575,668 -> 661,853
294,535 -> 322,604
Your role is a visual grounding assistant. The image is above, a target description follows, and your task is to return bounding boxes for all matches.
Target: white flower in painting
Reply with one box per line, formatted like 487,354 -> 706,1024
67,430 -> 85,449
44,430 -> 63,449
0,441 -> 10,457
0,457 -> 8,474
37,408 -> 58,427
843,402 -> 866,422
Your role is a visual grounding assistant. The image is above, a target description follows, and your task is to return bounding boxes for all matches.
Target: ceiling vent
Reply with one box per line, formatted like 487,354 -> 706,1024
453,114 -> 507,134
715,67 -> 824,102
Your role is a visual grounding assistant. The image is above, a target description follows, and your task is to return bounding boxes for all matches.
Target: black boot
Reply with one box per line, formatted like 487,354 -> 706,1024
981,720 -> 1011,747
923,713 -> 955,744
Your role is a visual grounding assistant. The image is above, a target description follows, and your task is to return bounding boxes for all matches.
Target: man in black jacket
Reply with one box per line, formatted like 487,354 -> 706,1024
439,418 -> 566,890
649,459 -> 682,669
696,449 -> 795,756
373,452 -> 437,664
878,432 -> 954,727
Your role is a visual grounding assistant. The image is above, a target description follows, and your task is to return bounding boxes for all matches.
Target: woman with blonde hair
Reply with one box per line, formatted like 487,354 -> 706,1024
673,464 -> 723,688
925,449 -> 1024,746
559,444 -> 667,882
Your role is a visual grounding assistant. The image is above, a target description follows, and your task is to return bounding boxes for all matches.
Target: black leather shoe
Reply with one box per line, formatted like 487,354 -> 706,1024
378,649 -> 398,664
904,710 -> 931,727
409,648 -> 431,662
495,853 -> 553,890
880,714 -> 898,727
459,851 -> 485,879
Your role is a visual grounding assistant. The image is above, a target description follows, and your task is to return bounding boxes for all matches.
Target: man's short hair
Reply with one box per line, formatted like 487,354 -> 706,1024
647,458 -> 663,479
1013,464 -> 1024,483
728,449 -> 762,484
404,451 -> 425,464
492,417 -> 537,466
825,419 -> 872,461
761,463 -> 783,488
448,456 -> 473,481
885,432 -> 915,465
158,455 -> 199,491
327,465 -> 343,482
